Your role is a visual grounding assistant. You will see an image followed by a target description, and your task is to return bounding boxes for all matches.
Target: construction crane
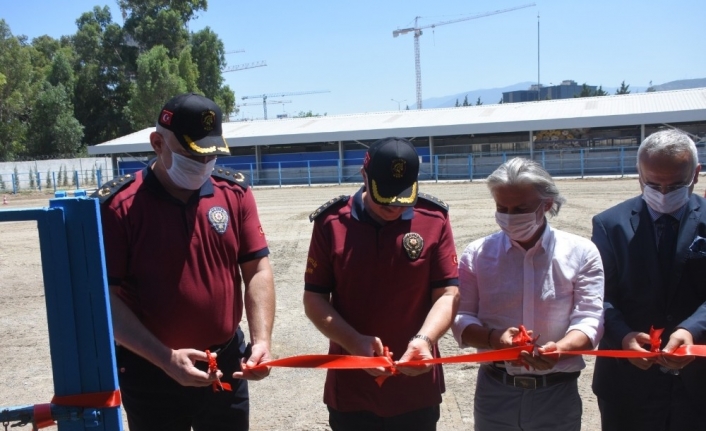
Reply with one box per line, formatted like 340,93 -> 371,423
241,90 -> 330,120
222,61 -> 267,73
393,3 -> 536,109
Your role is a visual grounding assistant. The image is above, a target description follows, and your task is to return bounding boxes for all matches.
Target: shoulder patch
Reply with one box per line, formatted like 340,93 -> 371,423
309,195 -> 350,222
91,173 -> 136,204
418,192 -> 449,212
211,166 -> 249,190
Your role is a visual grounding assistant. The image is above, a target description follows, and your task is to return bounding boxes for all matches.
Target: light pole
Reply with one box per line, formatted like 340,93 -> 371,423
391,98 -> 406,111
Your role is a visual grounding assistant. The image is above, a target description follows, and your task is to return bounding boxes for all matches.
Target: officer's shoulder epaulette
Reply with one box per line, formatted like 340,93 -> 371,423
91,173 -> 136,204
211,166 -> 249,190
418,192 -> 449,212
309,195 -> 350,222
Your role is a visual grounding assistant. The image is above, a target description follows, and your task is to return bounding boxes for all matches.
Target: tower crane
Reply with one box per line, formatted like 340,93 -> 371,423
222,61 -> 267,73
393,3 -> 535,109
241,90 -> 330,120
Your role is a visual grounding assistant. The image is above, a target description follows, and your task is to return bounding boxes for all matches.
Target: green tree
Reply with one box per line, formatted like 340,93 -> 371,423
615,80 -> 631,95
72,7 -> 134,146
214,84 -> 235,120
47,48 -> 75,88
27,82 -> 84,156
475,97 -> 483,106
462,95 -> 469,106
178,45 -> 200,92
125,45 -> 186,129
594,85 -> 608,96
46,170 -> 52,189
190,27 -> 225,100
0,20 -> 36,160
294,110 -> 325,118
578,83 -> 593,97
455,99 -> 460,107
646,80 -> 656,92
119,0 -> 206,56
13,166 -> 19,191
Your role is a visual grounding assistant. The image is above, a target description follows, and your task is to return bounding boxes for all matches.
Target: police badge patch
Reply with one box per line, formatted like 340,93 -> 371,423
403,232 -> 424,260
208,207 -> 229,234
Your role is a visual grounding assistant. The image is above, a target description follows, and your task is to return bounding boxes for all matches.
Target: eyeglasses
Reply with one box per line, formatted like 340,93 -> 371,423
640,178 -> 694,194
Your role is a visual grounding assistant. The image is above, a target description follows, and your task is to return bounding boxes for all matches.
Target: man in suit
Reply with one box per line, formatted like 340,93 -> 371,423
592,129 -> 706,431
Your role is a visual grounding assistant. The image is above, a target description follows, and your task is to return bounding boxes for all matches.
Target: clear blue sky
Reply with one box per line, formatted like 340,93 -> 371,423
2,0 -> 705,118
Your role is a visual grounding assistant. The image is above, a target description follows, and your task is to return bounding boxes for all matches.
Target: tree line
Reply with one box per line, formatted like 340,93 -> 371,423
0,0 -> 234,161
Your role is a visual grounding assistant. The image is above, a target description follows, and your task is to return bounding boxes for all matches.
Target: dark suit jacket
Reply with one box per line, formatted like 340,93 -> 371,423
591,194 -> 706,406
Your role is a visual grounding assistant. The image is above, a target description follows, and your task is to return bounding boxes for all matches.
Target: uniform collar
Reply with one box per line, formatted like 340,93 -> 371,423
144,158 -> 214,199
351,186 -> 414,223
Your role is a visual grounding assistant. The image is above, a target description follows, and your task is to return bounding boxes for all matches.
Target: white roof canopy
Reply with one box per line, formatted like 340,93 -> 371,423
88,88 -> 706,155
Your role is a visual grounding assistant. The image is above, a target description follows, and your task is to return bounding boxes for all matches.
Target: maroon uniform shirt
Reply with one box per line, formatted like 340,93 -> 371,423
305,188 -> 459,417
100,164 -> 269,350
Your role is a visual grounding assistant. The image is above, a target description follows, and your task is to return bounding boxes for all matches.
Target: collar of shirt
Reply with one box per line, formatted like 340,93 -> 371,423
143,159 -> 214,200
350,186 -> 414,224
645,200 -> 686,222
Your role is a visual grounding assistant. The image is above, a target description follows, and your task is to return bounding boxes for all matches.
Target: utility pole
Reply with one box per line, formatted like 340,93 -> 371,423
391,98 -> 407,111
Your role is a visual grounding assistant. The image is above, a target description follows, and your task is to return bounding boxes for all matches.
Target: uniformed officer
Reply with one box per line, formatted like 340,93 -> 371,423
94,93 -> 275,431
303,137 -> 460,431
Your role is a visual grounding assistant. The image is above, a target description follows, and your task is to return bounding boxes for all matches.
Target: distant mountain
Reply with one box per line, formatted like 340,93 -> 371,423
420,78 -> 706,108
653,78 -> 706,91
419,82 -> 535,108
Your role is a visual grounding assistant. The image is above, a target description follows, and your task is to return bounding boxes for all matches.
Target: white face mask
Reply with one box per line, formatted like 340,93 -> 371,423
165,152 -> 216,190
642,183 -> 691,214
495,203 -> 545,242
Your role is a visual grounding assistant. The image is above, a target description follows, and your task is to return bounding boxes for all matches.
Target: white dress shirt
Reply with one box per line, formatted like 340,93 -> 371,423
452,222 -> 605,375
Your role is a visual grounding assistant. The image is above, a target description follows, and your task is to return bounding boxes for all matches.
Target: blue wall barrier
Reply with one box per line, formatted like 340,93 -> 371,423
115,146 -> 706,187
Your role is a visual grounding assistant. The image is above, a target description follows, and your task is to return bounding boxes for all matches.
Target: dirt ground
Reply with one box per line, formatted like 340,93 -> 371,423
0,177 -> 662,430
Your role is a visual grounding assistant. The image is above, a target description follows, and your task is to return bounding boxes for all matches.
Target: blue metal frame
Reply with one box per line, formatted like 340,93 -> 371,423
0,198 -> 122,431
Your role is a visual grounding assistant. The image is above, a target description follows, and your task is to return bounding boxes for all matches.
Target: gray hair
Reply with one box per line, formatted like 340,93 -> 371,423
487,157 -> 566,217
636,129 -> 699,172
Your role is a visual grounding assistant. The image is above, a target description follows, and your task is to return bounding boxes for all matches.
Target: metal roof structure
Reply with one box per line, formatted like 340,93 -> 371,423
88,88 -> 706,155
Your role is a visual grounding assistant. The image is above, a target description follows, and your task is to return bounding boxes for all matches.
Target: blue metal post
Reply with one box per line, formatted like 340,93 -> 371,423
97,170 -> 102,187
338,159 -> 342,185
249,164 -> 254,186
0,199 -> 123,430
434,155 -> 439,182
37,171 -> 42,191
620,147 -> 625,177
307,161 -> 312,186
580,149 -> 585,178
74,171 -> 80,189
11,173 -> 17,194
278,162 -> 282,188
468,154 -> 474,181
503,152 -> 507,163
542,151 -> 546,168
52,172 -> 57,193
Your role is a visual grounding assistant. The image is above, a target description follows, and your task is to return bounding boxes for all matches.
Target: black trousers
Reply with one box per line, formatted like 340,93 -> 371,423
328,405 -> 440,431
597,375 -> 706,431
117,328 -> 249,431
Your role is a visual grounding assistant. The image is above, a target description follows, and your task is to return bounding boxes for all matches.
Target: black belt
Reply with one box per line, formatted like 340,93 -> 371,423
481,364 -> 580,390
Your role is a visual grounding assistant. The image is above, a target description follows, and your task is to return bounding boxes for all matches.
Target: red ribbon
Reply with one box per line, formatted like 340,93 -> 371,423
206,350 -> 232,392
32,389 -> 122,429
244,326 -> 706,384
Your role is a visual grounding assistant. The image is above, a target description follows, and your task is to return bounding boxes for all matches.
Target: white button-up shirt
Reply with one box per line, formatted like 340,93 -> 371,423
452,223 -> 605,375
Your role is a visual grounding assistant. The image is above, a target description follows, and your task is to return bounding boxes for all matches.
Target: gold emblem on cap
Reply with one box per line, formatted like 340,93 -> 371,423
371,180 -> 417,204
391,158 -> 406,178
403,232 -> 424,260
202,110 -> 216,131
185,135 -> 229,154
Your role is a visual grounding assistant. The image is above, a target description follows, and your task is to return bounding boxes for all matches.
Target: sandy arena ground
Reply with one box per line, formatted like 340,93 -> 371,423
0,176 -> 682,430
